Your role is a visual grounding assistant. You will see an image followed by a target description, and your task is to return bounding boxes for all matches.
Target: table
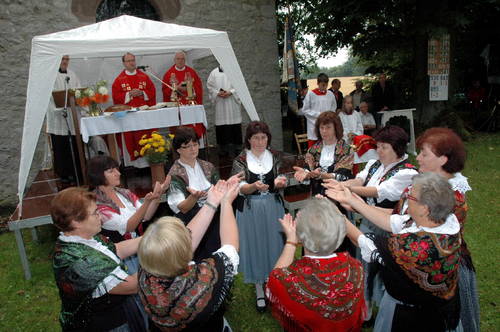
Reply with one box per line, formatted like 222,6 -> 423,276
379,108 -> 417,155
80,105 -> 208,143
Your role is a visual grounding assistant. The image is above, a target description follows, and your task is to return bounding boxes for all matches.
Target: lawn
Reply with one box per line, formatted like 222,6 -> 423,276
0,133 -> 498,331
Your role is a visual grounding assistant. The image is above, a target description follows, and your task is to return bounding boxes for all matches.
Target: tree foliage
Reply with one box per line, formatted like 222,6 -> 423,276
276,0 -> 500,122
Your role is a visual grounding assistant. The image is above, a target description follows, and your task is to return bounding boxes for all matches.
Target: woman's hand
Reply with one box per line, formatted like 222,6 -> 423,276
254,181 -> 269,192
322,178 -> 343,190
304,153 -> 315,169
293,166 -> 309,182
278,213 -> 298,243
309,168 -> 322,179
274,176 -> 287,189
187,187 -> 208,199
222,180 -> 240,205
206,180 -> 228,207
228,172 -> 245,185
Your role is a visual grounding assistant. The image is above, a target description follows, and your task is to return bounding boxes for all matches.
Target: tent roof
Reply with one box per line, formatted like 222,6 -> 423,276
18,15 -> 258,214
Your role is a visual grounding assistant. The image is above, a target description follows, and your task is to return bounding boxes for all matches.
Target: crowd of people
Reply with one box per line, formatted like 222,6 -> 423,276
48,59 -> 479,331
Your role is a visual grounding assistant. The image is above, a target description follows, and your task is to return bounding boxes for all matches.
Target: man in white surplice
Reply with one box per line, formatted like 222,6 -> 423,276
46,55 -> 108,183
207,67 -> 242,157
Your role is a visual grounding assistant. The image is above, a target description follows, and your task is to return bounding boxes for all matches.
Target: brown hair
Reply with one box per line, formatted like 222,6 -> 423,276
87,155 -> 119,189
416,127 -> 466,173
314,111 -> 344,141
374,125 -> 409,158
173,126 -> 198,151
50,187 -> 96,232
244,121 -> 272,149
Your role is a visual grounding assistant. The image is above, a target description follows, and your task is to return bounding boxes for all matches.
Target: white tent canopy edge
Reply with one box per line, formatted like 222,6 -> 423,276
18,15 -> 259,214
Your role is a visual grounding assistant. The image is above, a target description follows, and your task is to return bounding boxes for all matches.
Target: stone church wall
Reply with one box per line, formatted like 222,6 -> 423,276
0,0 -> 281,205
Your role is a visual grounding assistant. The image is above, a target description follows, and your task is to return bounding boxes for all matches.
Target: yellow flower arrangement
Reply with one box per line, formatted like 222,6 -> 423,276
135,131 -> 173,164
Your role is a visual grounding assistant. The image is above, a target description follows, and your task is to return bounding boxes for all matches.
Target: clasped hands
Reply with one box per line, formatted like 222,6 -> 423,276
203,172 -> 244,208
129,88 -> 144,97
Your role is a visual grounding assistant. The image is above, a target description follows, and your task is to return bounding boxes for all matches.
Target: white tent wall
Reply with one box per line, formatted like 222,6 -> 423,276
18,15 -> 261,208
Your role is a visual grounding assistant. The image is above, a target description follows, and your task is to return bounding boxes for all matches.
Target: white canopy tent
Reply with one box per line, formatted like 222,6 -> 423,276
18,15 -> 259,212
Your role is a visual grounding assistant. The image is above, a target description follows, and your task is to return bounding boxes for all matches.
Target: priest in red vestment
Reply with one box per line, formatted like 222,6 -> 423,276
112,52 -> 156,162
162,51 -> 205,137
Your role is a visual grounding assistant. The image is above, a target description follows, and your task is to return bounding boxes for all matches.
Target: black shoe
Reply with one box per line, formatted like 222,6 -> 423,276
256,297 -> 266,313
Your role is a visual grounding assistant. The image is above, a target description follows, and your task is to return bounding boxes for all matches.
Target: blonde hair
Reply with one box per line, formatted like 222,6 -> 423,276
296,198 -> 346,255
138,217 -> 192,277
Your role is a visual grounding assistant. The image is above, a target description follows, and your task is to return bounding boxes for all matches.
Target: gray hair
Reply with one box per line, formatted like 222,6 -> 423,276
296,198 -> 346,255
412,172 -> 455,224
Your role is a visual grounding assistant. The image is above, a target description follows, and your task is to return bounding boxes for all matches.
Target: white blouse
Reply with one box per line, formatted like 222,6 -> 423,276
356,156 -> 418,205
357,213 -> 460,264
101,192 -> 143,236
167,160 -> 212,214
339,111 -> 364,142
319,143 -> 336,169
58,233 -> 129,298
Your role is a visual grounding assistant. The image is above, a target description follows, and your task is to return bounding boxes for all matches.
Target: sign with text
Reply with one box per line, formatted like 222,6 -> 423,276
428,34 -> 450,75
429,74 -> 449,101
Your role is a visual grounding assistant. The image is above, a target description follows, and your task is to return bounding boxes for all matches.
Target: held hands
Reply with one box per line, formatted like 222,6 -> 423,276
278,213 -> 298,243
187,187 -> 208,199
222,181 -> 240,205
144,175 -> 172,202
274,176 -> 287,189
227,172 -> 245,185
293,166 -> 309,182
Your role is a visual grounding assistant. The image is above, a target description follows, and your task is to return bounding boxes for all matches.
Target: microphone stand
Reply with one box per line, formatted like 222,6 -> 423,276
62,77 -> 80,186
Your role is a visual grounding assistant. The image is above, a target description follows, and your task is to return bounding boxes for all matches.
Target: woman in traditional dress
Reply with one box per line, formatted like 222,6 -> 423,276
325,125 -> 418,322
328,172 -> 462,332
413,128 -> 478,331
266,198 -> 365,332
138,180 -> 240,332
231,121 -> 288,311
167,126 -> 221,261
51,187 -> 145,331
293,111 -> 353,196
87,155 -> 170,273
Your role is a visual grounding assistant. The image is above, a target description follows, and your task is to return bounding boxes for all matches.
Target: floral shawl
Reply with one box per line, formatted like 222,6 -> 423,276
168,158 -> 220,198
266,252 -> 365,332
53,235 -> 127,330
306,139 -> 354,172
138,252 -> 235,331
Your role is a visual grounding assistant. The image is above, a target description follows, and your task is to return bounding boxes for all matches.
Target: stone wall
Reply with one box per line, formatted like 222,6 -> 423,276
0,0 -> 281,205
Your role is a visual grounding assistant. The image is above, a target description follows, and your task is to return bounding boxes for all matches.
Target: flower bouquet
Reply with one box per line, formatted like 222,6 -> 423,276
137,132 -> 173,164
74,80 -> 110,116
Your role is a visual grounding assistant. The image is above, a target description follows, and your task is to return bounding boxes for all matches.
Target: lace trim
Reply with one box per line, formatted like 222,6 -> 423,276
449,173 -> 472,194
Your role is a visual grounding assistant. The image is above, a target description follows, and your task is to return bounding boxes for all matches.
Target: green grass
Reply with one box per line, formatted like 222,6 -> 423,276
0,133 -> 499,331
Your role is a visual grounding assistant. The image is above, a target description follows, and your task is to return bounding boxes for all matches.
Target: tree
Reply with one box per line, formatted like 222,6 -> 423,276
276,0 -> 500,125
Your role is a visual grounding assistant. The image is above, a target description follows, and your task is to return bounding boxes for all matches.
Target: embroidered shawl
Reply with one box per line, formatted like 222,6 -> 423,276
306,139 -> 354,173
53,235 -> 127,330
266,253 -> 365,332
393,186 -> 474,270
94,187 -> 140,241
168,158 -> 220,198
138,252 -> 235,331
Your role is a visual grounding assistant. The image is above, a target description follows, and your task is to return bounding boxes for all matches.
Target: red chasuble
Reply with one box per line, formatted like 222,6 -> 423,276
112,70 -> 157,160
162,65 -> 205,137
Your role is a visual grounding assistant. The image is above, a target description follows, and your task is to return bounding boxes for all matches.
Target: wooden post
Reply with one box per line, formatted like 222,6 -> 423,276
70,97 -> 88,184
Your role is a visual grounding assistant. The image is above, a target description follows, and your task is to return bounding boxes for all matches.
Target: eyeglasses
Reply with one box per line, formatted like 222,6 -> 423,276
180,142 -> 199,150
405,191 -> 419,202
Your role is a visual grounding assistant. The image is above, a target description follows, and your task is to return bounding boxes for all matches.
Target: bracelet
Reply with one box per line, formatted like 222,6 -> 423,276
204,201 -> 218,211
285,241 -> 299,247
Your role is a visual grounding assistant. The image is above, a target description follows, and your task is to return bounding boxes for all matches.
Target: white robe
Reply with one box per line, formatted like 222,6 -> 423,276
298,90 -> 337,140
339,111 -> 363,143
206,68 -> 242,126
